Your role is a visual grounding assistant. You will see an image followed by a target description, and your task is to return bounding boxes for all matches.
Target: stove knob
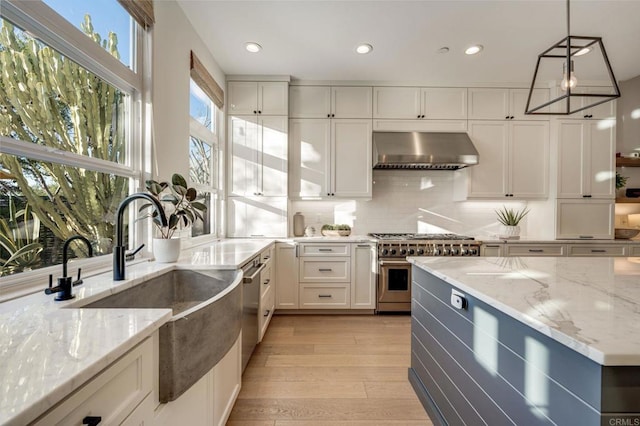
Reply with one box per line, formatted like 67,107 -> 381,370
470,248 -> 478,255
461,248 -> 469,255
409,249 -> 415,255
382,249 -> 389,256
451,248 -> 459,255
443,248 -> 451,255
400,249 -> 407,255
390,249 -> 397,255
417,249 -> 424,255
433,248 -> 441,256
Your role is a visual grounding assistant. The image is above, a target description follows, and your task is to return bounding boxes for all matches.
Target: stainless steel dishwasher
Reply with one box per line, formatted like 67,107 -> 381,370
241,255 -> 264,372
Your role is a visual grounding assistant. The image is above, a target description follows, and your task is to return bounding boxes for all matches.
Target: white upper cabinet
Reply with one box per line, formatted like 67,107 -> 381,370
227,196 -> 287,238
228,81 -> 288,116
290,86 -> 372,118
557,120 -> 615,199
461,120 -> 549,199
229,115 -> 288,196
562,86 -> 617,120
289,118 -> 372,199
556,199 -> 614,240
468,88 -> 550,120
373,87 -> 467,120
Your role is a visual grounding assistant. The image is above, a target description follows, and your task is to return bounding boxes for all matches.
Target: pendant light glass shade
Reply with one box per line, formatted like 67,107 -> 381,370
525,1 -> 620,116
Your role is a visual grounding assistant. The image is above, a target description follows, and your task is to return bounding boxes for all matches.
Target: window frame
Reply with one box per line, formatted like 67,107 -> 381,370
188,78 -> 223,243
0,0 -> 148,299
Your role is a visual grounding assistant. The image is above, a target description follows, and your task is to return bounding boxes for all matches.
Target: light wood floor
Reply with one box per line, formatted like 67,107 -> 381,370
227,314 -> 432,426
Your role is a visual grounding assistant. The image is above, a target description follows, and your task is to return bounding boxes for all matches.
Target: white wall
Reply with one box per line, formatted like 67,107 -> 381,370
291,170 -> 544,239
152,1 -> 226,182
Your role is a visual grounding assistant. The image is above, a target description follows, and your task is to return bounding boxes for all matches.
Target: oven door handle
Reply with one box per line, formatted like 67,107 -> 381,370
379,260 -> 411,266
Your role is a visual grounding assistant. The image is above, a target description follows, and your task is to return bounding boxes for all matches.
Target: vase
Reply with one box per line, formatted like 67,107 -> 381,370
498,225 -> 521,240
153,238 -> 181,263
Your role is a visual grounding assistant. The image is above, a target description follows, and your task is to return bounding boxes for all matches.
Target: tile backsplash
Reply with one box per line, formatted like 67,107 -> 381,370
291,170 -> 533,238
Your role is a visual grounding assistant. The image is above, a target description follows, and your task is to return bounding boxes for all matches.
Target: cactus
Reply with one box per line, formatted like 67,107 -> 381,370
0,15 -> 127,256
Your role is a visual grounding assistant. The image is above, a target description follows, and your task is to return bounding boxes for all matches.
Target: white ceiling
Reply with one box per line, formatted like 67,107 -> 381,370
177,0 -> 640,85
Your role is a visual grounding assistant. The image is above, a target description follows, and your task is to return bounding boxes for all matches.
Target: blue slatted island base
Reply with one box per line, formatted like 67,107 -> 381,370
408,256 -> 640,426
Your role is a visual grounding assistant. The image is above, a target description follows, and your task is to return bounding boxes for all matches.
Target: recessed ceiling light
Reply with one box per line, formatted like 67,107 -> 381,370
574,47 -> 592,56
437,47 -> 450,54
356,44 -> 373,54
245,42 -> 262,53
465,45 -> 483,55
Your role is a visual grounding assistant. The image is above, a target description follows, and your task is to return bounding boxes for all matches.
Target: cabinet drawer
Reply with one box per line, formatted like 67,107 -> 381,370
261,245 -> 275,264
504,245 -> 565,256
34,336 -> 154,426
568,245 -> 625,257
261,264 -> 272,298
299,258 -> 350,282
259,283 -> 275,341
299,243 -> 350,256
300,284 -> 350,309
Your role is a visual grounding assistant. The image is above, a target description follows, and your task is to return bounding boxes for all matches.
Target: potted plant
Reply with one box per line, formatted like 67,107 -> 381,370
616,172 -> 628,198
495,206 -> 529,240
140,173 -> 207,262
320,224 -> 351,237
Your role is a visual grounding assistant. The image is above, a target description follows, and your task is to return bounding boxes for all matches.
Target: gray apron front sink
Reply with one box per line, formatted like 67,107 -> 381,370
83,269 -> 242,402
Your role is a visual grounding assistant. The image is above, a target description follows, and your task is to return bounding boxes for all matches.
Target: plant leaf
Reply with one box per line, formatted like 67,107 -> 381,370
172,173 -> 187,188
173,184 -> 187,196
191,201 -> 207,211
186,187 -> 197,201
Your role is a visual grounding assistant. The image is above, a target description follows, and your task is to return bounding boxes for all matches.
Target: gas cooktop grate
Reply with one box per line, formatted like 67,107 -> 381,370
369,233 -> 475,241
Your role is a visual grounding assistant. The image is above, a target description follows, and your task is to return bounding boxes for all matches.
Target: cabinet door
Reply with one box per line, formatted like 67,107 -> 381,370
331,86 -> 372,118
259,116 -> 288,196
587,121 -> 615,198
571,86 -> 617,119
229,116 -> 259,196
212,336 -> 241,426
466,121 -> 509,198
275,242 -> 299,309
227,196 -> 287,237
289,86 -> 331,118
556,199 -> 614,240
510,88 -> 550,119
509,121 -> 549,198
228,82 -> 257,115
480,244 -> 503,256
351,243 -> 376,309
422,87 -> 467,120
332,119 -> 372,198
258,82 -> 288,115
468,88 -> 509,120
557,121 -> 587,198
372,86 -> 421,119
289,119 -> 331,198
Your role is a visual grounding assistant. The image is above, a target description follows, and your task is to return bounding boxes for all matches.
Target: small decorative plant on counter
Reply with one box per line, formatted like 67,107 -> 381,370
320,224 -> 351,237
140,173 -> 207,262
495,206 -> 529,240
616,172 -> 628,194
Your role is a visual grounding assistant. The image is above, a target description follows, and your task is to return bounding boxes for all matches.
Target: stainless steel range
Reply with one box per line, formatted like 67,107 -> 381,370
370,233 -> 480,312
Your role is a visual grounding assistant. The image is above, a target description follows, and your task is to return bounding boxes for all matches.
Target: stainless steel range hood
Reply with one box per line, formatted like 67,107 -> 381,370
372,132 -> 479,170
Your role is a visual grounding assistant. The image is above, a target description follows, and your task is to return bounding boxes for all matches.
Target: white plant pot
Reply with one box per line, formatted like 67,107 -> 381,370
153,238 -> 181,263
498,225 -> 521,240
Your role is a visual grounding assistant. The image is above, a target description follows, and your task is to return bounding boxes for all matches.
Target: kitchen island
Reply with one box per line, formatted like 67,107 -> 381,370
408,256 -> 640,426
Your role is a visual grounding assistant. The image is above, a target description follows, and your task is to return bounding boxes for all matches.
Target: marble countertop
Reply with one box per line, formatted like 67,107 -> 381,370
0,237 -> 276,425
408,256 -> 640,366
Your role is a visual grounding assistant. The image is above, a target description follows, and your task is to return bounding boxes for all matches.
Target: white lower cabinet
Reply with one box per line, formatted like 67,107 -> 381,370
504,244 -> 565,257
259,245 -> 275,342
276,242 -> 376,311
480,244 -> 504,257
567,245 -> 625,256
275,242 -> 299,309
154,335 -> 241,426
351,243 -> 376,309
556,199 -> 614,240
34,335 -> 155,426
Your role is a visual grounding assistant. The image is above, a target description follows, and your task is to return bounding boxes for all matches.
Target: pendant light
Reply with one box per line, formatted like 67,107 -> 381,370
525,0 -> 620,115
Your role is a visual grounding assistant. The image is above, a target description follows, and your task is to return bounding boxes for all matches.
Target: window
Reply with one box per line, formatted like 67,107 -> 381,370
0,1 -> 146,286
189,78 -> 220,238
